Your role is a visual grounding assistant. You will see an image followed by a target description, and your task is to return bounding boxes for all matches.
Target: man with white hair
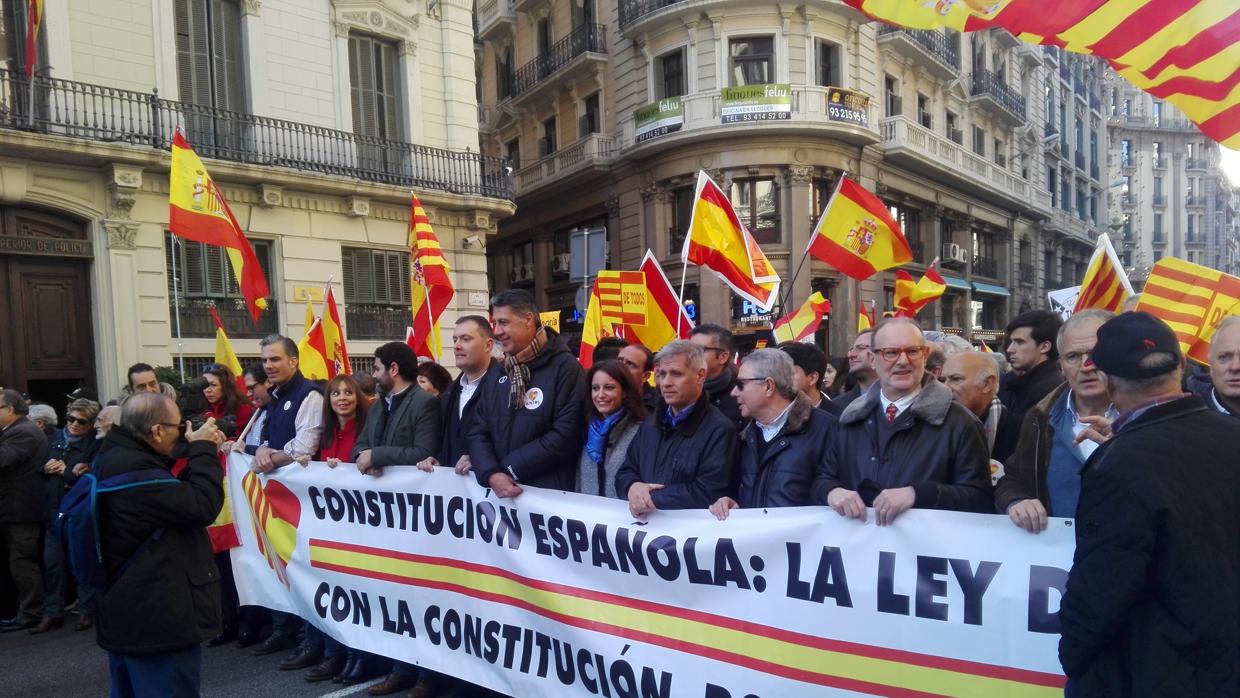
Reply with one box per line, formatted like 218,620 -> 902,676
995,309 -> 1118,533
813,318 -> 992,526
709,349 -> 836,520
615,340 -> 737,516
941,351 -> 1004,456
1206,316 -> 1240,418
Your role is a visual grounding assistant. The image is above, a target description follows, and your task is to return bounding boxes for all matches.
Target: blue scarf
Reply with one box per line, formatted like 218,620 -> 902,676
586,409 -> 626,464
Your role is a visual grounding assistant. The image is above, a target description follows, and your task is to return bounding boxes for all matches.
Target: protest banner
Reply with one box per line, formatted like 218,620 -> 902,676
229,454 -> 1073,697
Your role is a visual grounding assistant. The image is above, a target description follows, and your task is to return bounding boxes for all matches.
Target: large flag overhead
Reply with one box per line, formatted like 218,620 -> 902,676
208,305 -> 245,390
682,171 -> 781,312
1074,233 -> 1133,313
841,0 -> 1240,149
322,285 -> 350,378
808,177 -> 913,280
773,292 -> 832,344
1136,257 -> 1240,365
894,265 -> 947,317
169,131 -> 270,324
408,194 -> 454,360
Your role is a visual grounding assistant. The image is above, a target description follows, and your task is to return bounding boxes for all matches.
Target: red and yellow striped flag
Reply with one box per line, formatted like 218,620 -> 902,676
596,271 -> 648,326
169,131 -> 270,324
858,305 -> 875,334
1074,233 -> 1133,313
809,177 -> 913,281
298,299 -> 331,380
894,265 -> 947,317
1136,257 -> 1240,365
208,305 -> 245,391
578,279 -> 613,369
682,171 -> 781,311
773,292 -> 832,343
408,194 -> 454,360
842,0 -> 1240,148
616,250 -> 695,354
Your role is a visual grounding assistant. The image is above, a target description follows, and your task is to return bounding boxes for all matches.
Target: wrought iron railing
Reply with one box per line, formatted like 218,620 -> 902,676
878,26 -> 961,70
168,298 -> 279,339
971,69 -> 1025,120
0,70 -> 513,199
618,0 -> 685,28
973,256 -> 999,278
345,305 -> 413,340
513,24 -> 607,97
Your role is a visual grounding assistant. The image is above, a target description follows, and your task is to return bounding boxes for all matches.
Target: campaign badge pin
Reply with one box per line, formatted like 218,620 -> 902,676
524,388 -> 544,410
283,401 -> 292,411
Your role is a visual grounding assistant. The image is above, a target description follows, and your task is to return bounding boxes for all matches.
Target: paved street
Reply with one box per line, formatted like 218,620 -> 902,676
0,623 -> 384,697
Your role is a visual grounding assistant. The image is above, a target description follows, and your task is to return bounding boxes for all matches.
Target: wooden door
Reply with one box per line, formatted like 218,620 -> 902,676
1,257 -> 96,403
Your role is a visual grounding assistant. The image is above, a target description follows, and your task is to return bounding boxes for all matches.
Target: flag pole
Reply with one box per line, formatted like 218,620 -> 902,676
675,260 -> 688,337
169,236 -> 186,379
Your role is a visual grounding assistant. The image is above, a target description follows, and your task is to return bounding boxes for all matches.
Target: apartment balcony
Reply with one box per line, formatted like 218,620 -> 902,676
877,26 -> 961,80
0,70 -> 513,199
1090,163 -> 1100,181
511,24 -> 607,108
1185,158 -> 1207,171
1186,195 -> 1207,208
970,69 -> 1026,124
169,297 -> 279,339
1018,263 -> 1036,286
618,0 -> 683,30
513,132 -> 615,199
973,256 -> 999,279
476,0 -> 515,41
1153,194 -> 1167,207
878,115 -> 1049,213
618,86 -> 880,154
1046,208 -> 1094,245
1058,61 -> 1072,82
346,306 -> 416,341
1089,93 -> 1101,112
1121,194 -> 1136,209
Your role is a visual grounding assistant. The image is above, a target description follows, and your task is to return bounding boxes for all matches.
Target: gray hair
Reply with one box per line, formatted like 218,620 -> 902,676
261,334 -> 299,359
27,404 -> 57,429
960,351 -> 999,387
1057,309 -> 1116,353
119,393 -> 175,437
740,349 -> 798,400
654,339 -> 706,372
940,334 -> 973,356
1213,315 -> 1240,341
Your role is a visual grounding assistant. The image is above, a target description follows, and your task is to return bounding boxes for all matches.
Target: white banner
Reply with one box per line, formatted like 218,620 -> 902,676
1048,286 -> 1081,320
227,454 -> 1073,697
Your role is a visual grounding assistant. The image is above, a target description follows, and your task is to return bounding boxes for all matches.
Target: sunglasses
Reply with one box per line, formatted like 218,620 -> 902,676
66,416 -> 93,426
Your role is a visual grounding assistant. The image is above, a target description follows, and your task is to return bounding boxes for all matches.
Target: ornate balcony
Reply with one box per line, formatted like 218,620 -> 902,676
477,0 -> 515,41
512,24 -> 607,107
970,69 -> 1026,124
513,132 -> 616,199
878,26 -> 961,80
345,306 -> 414,341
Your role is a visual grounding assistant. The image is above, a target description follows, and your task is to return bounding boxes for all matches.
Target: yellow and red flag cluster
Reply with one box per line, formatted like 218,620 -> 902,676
809,177 -> 913,280
299,298 -> 331,381
322,286 -> 351,377
169,131 -> 270,324
894,266 -> 947,317
580,251 -> 694,368
1074,233 -> 1133,313
1136,257 -> 1240,365
773,292 -> 832,344
682,171 -> 781,311
858,304 -> 875,334
842,0 -> 1240,148
408,194 -> 454,360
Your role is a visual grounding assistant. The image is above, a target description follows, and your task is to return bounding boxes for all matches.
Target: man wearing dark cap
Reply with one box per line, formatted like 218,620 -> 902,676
1059,312 -> 1239,697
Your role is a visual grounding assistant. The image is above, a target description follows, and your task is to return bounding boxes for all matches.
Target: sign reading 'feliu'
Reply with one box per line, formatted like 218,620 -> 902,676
633,97 -> 684,144
720,84 -> 792,123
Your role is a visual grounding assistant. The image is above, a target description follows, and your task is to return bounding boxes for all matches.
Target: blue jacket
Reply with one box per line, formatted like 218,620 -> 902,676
469,330 -> 586,490
263,371 -> 320,450
737,393 -> 836,509
614,392 -> 737,510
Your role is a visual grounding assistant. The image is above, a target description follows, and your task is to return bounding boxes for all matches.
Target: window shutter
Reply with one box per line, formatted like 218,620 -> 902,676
210,0 -> 245,113
342,248 -> 357,303
389,252 -> 409,308
378,42 -> 399,140
357,250 -> 377,305
253,241 -> 273,296
183,240 -> 207,296
206,245 -> 228,296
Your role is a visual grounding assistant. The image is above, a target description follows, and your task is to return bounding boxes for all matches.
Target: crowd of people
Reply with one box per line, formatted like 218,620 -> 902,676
1,288 -> 1237,697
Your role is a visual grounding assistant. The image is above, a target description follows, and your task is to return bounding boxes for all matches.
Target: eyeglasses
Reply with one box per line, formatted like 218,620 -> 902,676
849,343 -> 871,353
1061,351 -> 1094,366
154,422 -> 184,433
701,347 -> 727,355
735,377 -> 769,388
66,416 -> 92,426
873,346 -> 927,362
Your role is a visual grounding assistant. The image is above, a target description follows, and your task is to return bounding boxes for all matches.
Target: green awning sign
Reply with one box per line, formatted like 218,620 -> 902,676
720,84 -> 792,124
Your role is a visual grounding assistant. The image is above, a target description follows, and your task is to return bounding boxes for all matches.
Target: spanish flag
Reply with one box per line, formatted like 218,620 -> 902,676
808,177 -> 912,281
322,285 -> 350,377
298,301 -> 330,380
1074,233 -> 1132,313
169,131 -> 270,324
841,0 -> 1240,149
894,265 -> 947,317
208,305 -> 244,390
23,0 -> 42,78
682,171 -> 781,312
409,194 -> 454,360
1136,257 -> 1240,365
858,304 -> 874,334
773,292 -> 832,343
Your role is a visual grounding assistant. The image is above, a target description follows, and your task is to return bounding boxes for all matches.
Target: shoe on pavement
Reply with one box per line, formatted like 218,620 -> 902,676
1,616 -> 39,632
28,617 -> 65,635
251,633 -> 298,657
369,671 -> 418,696
279,646 -> 322,671
74,615 -> 94,632
305,655 -> 347,683
406,676 -> 443,698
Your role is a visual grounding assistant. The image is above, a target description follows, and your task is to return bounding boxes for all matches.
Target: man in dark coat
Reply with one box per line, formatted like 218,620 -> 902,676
615,340 -> 737,515
93,393 -> 225,697
833,329 -> 876,413
709,349 -> 834,520
469,290 -> 585,496
418,315 -> 499,475
1205,316 -> 1239,417
691,324 -> 746,430
994,310 -> 1064,462
812,318 -> 992,525
0,389 -> 49,631
1059,312 -> 1239,697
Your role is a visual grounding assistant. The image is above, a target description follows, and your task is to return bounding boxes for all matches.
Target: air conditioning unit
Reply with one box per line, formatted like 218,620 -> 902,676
552,253 -> 571,273
941,242 -> 969,266
519,263 -> 534,281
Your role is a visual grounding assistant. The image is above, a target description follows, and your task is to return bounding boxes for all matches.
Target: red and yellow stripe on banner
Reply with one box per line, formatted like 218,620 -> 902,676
308,539 -> 1064,697
1137,257 -> 1240,364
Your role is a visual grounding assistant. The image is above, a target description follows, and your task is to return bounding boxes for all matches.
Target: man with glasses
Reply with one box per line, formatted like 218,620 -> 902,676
0,389 -> 49,632
690,324 -> 746,430
813,318 -> 991,525
996,310 -> 1118,533
834,328 -> 877,412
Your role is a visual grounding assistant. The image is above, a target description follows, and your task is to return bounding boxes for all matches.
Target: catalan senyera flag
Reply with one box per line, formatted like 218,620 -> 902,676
322,286 -> 350,378
208,305 -> 245,390
578,279 -> 613,369
842,1 -> 1240,149
682,171 -> 781,311
894,265 -> 948,317
298,308 -> 331,381
408,194 -> 454,360
809,177 -> 912,281
596,271 -> 648,327
618,250 -> 695,352
23,0 -> 42,78
1136,257 -> 1240,365
773,292 -> 832,343
169,131 -> 270,324
1074,233 -> 1133,313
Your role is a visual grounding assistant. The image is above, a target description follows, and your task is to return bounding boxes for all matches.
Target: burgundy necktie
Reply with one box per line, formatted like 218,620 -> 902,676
886,403 -> 898,423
